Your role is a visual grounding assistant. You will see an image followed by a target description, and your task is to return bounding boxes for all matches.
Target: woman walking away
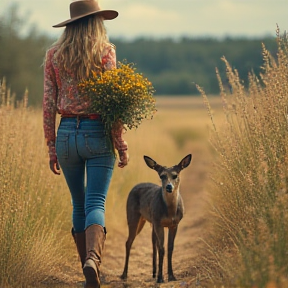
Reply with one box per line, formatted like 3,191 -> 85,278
43,1 -> 128,287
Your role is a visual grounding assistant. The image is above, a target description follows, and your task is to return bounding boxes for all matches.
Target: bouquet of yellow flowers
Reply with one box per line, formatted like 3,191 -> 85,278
78,61 -> 156,133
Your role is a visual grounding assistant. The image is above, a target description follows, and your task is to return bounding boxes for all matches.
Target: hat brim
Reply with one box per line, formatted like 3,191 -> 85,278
53,10 -> 118,28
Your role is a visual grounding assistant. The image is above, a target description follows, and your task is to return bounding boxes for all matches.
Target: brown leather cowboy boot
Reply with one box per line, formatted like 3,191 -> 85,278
71,228 -> 86,268
83,224 -> 106,288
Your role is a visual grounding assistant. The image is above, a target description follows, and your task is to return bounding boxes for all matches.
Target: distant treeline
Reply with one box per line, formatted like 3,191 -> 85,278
113,36 -> 277,95
0,4 -> 278,106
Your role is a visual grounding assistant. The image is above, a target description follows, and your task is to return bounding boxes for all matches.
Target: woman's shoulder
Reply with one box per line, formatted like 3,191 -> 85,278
102,42 -> 116,55
101,43 -> 117,70
44,45 -> 61,67
46,45 -> 60,58
110,42 -> 116,51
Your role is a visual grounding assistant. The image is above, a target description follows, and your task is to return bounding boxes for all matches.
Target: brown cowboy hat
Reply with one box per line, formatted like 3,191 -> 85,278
53,0 -> 118,28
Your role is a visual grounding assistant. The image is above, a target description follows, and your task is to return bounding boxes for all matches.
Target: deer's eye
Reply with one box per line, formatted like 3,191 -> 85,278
172,174 -> 178,180
160,174 -> 167,180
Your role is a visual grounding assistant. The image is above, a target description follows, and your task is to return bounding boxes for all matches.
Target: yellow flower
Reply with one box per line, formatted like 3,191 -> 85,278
78,61 -> 157,132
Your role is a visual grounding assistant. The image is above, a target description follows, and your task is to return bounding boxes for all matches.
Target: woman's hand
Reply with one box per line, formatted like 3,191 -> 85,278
118,150 -> 129,168
49,155 -> 61,175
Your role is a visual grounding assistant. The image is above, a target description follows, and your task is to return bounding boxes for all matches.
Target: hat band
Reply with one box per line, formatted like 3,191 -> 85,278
70,1 -> 101,18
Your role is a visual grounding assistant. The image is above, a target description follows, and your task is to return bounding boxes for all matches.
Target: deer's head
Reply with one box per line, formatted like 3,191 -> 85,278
143,154 -> 192,194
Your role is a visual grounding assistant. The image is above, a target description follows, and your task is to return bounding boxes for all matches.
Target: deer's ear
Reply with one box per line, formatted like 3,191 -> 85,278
178,154 -> 192,170
144,156 -> 161,171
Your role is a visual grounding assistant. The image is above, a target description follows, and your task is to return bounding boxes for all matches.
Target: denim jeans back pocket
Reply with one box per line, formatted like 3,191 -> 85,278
84,132 -> 111,155
56,134 -> 69,159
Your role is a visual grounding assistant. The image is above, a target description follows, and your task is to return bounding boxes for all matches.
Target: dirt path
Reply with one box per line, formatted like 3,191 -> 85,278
53,96 -> 218,288
61,142 -> 211,288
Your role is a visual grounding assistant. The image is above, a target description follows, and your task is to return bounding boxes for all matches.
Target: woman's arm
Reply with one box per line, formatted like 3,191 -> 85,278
43,48 -> 60,173
103,44 -> 129,167
111,122 -> 129,167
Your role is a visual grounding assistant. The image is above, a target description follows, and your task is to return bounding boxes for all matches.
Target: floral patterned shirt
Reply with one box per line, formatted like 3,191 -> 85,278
43,43 -> 127,159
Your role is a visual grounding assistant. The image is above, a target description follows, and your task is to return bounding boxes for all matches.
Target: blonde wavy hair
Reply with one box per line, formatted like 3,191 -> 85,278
53,15 -> 110,80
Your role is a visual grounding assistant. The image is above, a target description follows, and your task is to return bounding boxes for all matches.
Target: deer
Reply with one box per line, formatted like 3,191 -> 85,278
120,154 -> 192,283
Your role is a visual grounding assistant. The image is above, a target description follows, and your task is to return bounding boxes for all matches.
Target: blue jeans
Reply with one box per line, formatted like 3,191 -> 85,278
56,117 -> 115,233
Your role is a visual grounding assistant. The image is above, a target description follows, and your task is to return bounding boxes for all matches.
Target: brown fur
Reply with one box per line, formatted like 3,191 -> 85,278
120,154 -> 192,283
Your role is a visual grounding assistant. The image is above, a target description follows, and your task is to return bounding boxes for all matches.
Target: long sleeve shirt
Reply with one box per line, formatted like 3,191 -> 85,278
43,43 -> 127,159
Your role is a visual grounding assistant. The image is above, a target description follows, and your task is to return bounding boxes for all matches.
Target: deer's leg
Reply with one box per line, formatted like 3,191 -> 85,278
167,225 -> 178,281
121,214 -> 145,279
154,225 -> 165,283
152,227 -> 157,278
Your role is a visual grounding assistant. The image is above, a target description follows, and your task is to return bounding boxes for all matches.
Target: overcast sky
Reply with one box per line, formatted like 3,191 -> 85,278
1,0 -> 287,40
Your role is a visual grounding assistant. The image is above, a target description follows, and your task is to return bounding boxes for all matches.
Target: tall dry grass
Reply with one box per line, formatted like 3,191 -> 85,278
198,28 -> 288,287
0,79 -> 72,287
0,77 -> 203,286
